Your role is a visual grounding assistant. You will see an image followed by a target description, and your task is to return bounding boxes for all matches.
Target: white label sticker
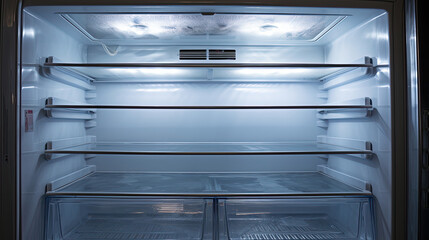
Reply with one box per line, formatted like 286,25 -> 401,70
25,110 -> 34,132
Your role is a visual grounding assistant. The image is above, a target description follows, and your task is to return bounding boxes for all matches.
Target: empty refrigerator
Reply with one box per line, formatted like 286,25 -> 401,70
0,0 -> 412,239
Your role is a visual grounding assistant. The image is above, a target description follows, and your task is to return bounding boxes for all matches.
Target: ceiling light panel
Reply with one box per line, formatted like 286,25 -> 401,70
62,13 -> 345,42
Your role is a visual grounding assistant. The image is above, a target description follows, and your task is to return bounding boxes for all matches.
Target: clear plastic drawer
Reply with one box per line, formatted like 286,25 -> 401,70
45,197 -> 213,240
46,196 -> 374,240
220,197 -> 374,240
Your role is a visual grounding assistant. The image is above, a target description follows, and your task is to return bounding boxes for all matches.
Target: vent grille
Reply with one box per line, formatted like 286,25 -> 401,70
179,49 -> 207,60
209,49 -> 236,60
179,49 -> 236,60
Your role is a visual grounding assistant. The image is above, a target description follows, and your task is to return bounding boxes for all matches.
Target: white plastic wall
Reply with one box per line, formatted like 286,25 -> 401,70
20,11 -> 87,239
324,12 -> 391,239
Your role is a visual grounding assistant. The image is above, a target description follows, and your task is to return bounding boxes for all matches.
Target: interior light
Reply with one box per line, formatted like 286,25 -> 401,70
237,16 -> 332,39
110,20 -> 166,38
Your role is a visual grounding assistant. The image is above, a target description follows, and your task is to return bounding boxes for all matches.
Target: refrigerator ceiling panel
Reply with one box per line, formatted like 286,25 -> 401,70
62,13 -> 346,43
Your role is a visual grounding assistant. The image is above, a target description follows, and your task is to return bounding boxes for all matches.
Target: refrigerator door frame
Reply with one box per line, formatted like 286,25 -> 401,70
0,0 -> 20,239
1,0 -> 407,239
417,0 -> 429,237
407,0 -> 429,238
406,0 -> 419,238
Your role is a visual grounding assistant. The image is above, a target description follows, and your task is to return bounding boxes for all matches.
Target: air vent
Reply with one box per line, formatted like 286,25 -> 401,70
179,49 -> 236,60
209,49 -> 236,60
179,49 -> 207,60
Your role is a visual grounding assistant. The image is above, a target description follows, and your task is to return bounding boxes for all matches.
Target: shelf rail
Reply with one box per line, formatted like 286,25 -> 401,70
46,165 -> 96,192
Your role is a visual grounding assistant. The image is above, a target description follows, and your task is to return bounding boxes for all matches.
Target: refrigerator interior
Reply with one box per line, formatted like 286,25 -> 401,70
20,5 -> 391,240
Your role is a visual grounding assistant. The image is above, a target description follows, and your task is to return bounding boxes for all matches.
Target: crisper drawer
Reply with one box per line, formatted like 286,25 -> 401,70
219,197 -> 375,240
45,197 -> 213,240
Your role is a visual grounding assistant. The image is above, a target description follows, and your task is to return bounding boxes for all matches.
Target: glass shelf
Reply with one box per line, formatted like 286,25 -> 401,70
47,172 -> 369,197
45,104 -> 372,110
45,142 -> 373,156
43,62 -> 373,81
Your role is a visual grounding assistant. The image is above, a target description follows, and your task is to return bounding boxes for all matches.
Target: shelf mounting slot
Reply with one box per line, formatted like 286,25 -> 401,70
317,135 -> 373,159
318,165 -> 372,192
41,56 -> 95,91
45,97 -> 96,120
45,136 -> 96,160
317,97 -> 373,120
320,56 -> 376,90
46,165 -> 96,192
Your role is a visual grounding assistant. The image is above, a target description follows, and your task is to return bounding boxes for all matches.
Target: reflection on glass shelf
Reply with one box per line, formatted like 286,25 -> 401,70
47,172 -> 369,196
43,62 -> 373,81
45,142 -> 373,156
